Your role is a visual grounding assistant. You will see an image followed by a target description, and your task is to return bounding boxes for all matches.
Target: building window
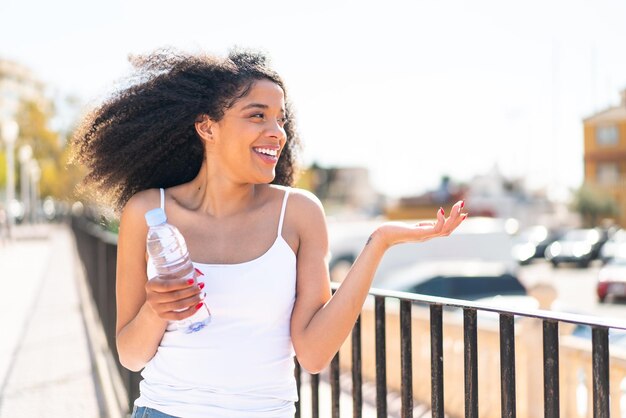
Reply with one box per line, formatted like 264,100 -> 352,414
596,125 -> 619,146
597,163 -> 620,184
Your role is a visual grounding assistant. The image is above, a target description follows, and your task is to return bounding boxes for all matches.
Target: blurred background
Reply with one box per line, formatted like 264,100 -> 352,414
1,0 -> 625,199
2,0 -> 626,312
2,1 -> 626,416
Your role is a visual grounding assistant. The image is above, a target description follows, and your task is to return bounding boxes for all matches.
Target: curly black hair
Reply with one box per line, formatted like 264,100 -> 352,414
71,48 -> 301,212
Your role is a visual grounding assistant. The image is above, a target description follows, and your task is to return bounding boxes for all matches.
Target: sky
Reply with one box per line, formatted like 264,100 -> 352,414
1,0 -> 626,200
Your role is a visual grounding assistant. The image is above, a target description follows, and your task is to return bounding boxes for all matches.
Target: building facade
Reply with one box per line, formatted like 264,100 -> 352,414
583,89 -> 626,227
297,164 -> 384,217
0,59 -> 49,121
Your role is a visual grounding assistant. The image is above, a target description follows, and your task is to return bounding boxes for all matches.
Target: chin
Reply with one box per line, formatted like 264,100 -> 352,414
253,172 -> 276,185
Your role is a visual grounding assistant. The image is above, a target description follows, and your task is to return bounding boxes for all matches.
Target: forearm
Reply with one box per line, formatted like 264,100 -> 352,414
297,230 -> 389,372
116,302 -> 168,371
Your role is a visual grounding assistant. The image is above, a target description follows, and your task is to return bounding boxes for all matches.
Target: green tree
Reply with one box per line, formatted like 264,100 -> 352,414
1,100 -> 85,203
572,184 -> 620,227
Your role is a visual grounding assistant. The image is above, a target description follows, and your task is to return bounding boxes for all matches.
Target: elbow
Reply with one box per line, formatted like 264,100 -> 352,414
116,340 -> 147,372
293,335 -> 335,374
302,364 -> 327,375
117,353 -> 146,372
295,354 -> 333,375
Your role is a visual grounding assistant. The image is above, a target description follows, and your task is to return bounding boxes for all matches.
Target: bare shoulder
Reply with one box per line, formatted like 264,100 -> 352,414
117,189 -> 163,273
284,187 -> 325,214
281,188 -> 327,243
119,189 -> 162,235
121,189 -> 161,219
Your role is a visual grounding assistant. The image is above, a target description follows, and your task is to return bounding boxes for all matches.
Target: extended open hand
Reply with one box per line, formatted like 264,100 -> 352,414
374,200 -> 467,248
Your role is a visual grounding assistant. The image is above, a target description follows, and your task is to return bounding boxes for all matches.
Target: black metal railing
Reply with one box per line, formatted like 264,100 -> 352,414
70,215 -> 142,411
71,215 -> 626,418
303,285 -> 626,418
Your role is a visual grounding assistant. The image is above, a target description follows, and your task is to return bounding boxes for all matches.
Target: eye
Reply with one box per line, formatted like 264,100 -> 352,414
250,112 -> 265,120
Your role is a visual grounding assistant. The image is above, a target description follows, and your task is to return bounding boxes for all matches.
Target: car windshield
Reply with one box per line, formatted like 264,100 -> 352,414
522,226 -> 549,242
611,257 -> 626,267
405,274 -> 526,300
612,230 -> 626,243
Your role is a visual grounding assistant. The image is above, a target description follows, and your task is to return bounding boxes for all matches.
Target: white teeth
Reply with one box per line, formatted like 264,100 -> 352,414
255,148 -> 278,157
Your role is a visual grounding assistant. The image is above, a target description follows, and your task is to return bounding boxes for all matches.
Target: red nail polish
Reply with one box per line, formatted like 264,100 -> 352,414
461,201 -> 465,209
439,207 -> 444,216
195,267 -> 205,276
198,282 -> 205,290
195,302 -> 204,310
187,279 -> 195,285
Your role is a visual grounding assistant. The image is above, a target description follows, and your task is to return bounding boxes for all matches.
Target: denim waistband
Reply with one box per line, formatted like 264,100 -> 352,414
131,405 -> 179,418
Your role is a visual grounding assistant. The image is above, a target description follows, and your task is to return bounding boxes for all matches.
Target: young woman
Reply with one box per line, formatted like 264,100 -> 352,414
72,48 -> 467,418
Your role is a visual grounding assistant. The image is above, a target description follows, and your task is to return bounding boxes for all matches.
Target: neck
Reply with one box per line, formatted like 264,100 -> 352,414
181,161 -> 261,218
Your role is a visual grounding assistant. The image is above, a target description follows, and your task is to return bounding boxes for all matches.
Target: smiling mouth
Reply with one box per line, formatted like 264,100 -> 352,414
253,147 -> 280,163
253,147 -> 279,157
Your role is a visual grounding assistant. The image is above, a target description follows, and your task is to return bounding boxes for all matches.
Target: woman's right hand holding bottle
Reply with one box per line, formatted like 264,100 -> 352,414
144,269 -> 206,321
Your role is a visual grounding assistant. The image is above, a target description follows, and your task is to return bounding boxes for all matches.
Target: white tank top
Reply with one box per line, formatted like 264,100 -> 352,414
136,187 -> 298,418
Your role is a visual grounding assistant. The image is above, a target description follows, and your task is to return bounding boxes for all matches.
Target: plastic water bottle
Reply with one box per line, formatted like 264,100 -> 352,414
145,208 -> 211,333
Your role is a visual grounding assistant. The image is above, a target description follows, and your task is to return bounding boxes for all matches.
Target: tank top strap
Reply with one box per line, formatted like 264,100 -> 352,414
277,188 -> 290,236
159,188 -> 165,211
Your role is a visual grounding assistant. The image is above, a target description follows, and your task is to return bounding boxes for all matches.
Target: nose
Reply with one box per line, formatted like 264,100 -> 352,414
266,119 -> 286,140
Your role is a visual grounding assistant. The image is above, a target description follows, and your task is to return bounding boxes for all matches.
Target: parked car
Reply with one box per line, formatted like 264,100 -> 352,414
597,257 -> 626,303
545,228 -> 608,268
599,229 -> 626,264
380,260 -> 530,302
511,225 -> 560,265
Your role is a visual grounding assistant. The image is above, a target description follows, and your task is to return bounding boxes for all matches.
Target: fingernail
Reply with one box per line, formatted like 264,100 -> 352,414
195,302 -> 204,310
195,268 -> 204,276
198,282 -> 205,290
461,201 -> 465,209
439,207 -> 444,216
187,279 -> 195,285
461,213 -> 468,220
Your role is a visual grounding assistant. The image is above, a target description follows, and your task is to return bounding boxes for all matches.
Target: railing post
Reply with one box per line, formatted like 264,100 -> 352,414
592,327 -> 609,418
129,372 -> 142,412
400,300 -> 413,418
105,241 -> 117,354
295,360 -> 301,418
352,315 -> 363,418
430,305 -> 444,418
543,320 -> 559,418
464,308 -> 478,418
375,296 -> 387,418
311,372 -> 320,418
500,313 -> 516,418
330,352 -> 340,418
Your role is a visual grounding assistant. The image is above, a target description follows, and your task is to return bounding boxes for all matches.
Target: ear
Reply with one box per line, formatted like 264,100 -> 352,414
195,114 -> 217,143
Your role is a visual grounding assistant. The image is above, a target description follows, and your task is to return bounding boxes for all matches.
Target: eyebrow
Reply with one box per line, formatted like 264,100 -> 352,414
241,103 -> 285,113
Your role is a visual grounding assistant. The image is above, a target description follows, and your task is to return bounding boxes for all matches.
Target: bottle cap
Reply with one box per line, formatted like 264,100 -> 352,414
145,208 -> 167,226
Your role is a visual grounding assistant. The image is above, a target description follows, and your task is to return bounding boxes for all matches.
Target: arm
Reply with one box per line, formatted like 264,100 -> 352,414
115,191 -> 204,371
290,193 -> 466,373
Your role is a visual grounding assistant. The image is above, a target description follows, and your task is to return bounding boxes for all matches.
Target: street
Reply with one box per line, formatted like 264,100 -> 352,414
518,259 -> 626,320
